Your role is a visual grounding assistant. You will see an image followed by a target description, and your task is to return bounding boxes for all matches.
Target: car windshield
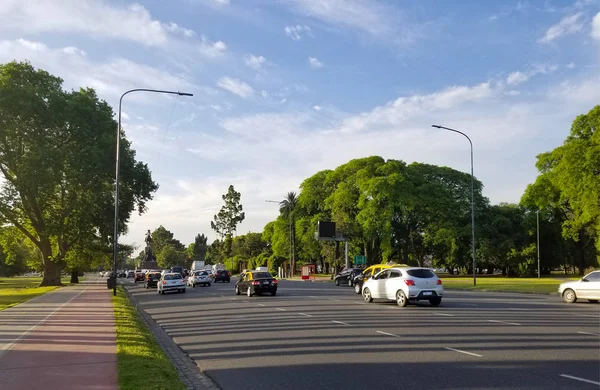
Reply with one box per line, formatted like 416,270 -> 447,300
195,271 -> 207,276
149,273 -> 161,278
406,269 -> 436,278
252,272 -> 272,279
164,274 -> 181,280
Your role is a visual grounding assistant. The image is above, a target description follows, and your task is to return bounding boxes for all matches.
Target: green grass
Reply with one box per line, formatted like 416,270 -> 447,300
113,287 -> 187,390
441,276 -> 580,294
0,276 -> 85,310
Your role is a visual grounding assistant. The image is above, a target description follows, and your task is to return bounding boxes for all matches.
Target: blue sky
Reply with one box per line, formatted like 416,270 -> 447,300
1,0 -> 599,248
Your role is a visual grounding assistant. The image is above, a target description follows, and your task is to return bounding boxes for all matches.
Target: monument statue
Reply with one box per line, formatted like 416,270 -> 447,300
141,229 -> 158,270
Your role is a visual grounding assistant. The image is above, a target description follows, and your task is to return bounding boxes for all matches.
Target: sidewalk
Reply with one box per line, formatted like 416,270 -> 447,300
0,280 -> 118,390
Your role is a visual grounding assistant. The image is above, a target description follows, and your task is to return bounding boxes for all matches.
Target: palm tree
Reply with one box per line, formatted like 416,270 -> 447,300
280,192 -> 298,277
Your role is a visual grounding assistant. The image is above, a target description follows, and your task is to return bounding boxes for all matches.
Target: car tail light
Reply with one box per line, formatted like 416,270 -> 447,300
181,279 -> 185,283
252,281 -> 259,285
437,279 -> 442,285
404,279 -> 415,286
162,280 -> 167,284
228,272 -> 231,276
272,279 -> 278,284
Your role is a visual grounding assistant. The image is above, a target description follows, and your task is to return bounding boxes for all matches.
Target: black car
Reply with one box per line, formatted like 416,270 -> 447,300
144,271 -> 162,289
214,270 -> 231,283
235,271 -> 277,297
334,268 -> 363,287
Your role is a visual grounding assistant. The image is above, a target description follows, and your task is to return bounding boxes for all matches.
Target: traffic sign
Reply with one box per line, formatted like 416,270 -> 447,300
354,255 -> 366,265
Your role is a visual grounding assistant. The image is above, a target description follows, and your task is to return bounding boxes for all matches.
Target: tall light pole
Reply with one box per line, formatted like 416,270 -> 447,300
536,210 -> 541,279
431,125 -> 477,286
113,89 -> 193,296
266,199 -> 292,278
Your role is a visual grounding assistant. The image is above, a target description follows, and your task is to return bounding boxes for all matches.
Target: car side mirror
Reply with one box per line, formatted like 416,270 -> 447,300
582,278 -> 589,282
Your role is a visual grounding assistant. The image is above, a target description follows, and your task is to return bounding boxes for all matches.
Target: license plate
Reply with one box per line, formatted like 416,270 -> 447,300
263,281 -> 270,285
423,292 -> 432,296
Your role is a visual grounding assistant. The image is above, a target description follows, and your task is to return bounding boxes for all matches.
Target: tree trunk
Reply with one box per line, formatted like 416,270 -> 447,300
577,229 -> 586,276
40,258 -> 63,286
70,268 -> 79,284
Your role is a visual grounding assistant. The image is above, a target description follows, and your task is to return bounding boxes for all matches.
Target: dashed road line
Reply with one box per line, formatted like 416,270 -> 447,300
243,300 -> 249,303
258,304 -> 266,307
433,313 -> 454,317
577,331 -> 600,336
444,347 -> 482,358
276,308 -> 286,311
376,330 -> 401,338
559,374 -> 600,386
487,319 -> 521,326
298,313 -> 313,317
331,320 -> 350,326
309,296 -> 320,299
354,302 -> 367,305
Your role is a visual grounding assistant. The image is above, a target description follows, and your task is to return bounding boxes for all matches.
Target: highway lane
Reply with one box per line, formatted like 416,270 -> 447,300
124,279 -> 600,390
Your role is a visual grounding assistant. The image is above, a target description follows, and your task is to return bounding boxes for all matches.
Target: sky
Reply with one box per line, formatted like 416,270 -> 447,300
1,0 -> 599,249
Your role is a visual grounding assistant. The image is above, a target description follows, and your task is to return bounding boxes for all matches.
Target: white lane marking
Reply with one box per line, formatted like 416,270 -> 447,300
309,296 -> 319,298
433,313 -> 454,317
298,313 -> 313,317
444,347 -> 482,358
211,293 -> 216,295
577,331 -> 600,336
510,308 -> 529,311
0,286 -> 88,358
559,374 -> 600,386
376,330 -> 401,338
258,304 -> 266,307
276,308 -> 286,311
580,314 -> 600,318
329,298 -> 341,302
487,319 -> 521,326
331,320 -> 350,326
354,302 -> 367,305
243,300 -> 249,303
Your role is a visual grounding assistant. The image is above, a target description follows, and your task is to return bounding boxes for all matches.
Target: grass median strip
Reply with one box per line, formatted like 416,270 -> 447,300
112,287 -> 187,390
442,277 -> 578,294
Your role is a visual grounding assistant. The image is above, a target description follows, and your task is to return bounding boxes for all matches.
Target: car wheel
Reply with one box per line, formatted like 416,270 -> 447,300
247,287 -> 252,297
235,286 -> 240,295
588,299 -> 599,303
363,287 -> 373,303
349,279 -> 353,287
271,291 -> 277,296
335,279 -> 340,286
396,290 -> 408,307
429,297 -> 442,307
354,283 -> 361,294
563,288 -> 577,303
182,289 -> 186,293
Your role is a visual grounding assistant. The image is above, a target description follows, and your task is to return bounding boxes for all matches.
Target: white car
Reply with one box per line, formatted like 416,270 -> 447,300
188,270 -> 212,287
558,270 -> 600,303
157,273 -> 186,295
362,267 -> 443,307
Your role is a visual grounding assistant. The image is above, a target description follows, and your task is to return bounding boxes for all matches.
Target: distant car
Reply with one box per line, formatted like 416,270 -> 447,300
235,270 -> 277,297
118,271 -> 126,278
126,271 -> 134,278
214,270 -> 231,283
362,267 -> 443,307
134,271 -> 145,283
171,266 -> 184,276
187,270 -> 212,287
144,271 -> 162,289
559,270 -> 600,303
353,264 -> 397,294
158,273 -> 186,294
334,268 -> 363,287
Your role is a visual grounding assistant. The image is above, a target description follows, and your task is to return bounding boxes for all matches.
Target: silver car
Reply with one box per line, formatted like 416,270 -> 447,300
187,270 -> 212,287
558,270 -> 600,303
157,273 -> 186,295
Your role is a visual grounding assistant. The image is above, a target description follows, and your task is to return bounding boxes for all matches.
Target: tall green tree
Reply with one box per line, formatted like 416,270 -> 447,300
192,233 -> 208,261
211,185 -> 245,257
0,61 -> 158,286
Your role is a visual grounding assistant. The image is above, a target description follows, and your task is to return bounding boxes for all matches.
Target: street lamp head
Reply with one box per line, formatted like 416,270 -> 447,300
431,124 -> 442,129
177,92 -> 194,97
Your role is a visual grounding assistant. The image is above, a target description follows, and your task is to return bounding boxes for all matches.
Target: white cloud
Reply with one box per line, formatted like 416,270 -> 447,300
0,39 -> 193,102
309,57 -> 324,68
199,35 -> 227,57
284,25 -> 313,41
313,105 -> 322,111
165,22 -> 197,38
244,54 -> 267,70
538,13 -> 585,43
289,0 -> 417,44
217,76 -> 254,98
506,71 -> 529,85
566,62 -> 576,69
592,12 -> 600,40
0,0 -> 194,47
261,90 -> 270,98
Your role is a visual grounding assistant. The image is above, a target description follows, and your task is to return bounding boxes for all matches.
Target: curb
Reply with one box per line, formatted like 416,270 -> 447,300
120,283 -> 221,390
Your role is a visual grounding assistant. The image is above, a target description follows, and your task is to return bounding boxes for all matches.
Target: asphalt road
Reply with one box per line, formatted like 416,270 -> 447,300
123,278 -> 600,390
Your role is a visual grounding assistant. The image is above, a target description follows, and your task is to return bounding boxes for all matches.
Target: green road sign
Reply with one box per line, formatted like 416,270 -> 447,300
354,255 -> 366,265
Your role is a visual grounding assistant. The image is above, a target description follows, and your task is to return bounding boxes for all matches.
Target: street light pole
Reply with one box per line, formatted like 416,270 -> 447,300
536,210 -> 540,279
431,125 -> 477,286
113,89 -> 193,296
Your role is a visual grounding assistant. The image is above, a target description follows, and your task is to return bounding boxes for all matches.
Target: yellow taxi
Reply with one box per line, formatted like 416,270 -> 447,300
353,263 -> 408,294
